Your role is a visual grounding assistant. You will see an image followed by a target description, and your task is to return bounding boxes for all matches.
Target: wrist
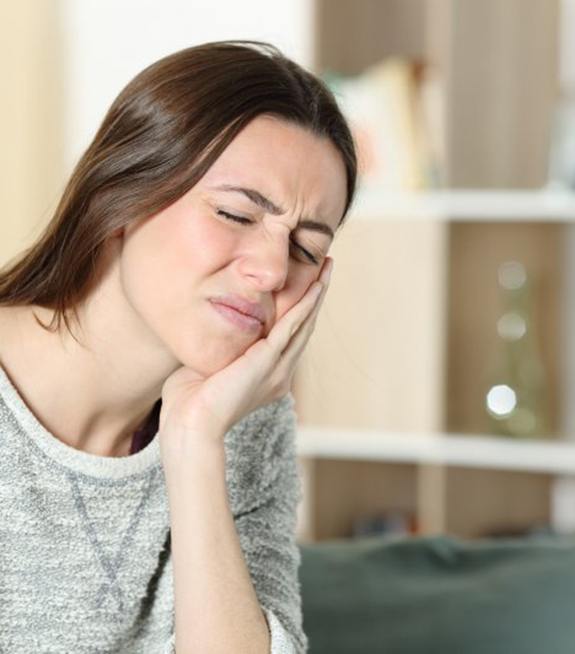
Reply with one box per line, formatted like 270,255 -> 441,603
159,425 -> 226,471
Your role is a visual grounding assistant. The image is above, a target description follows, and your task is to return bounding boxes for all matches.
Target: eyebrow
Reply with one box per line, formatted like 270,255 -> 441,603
210,183 -> 335,240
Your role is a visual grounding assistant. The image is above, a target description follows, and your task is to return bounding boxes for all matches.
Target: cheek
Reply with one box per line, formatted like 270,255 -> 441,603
135,206 -> 235,282
119,208 -> 230,325
166,206 -> 235,272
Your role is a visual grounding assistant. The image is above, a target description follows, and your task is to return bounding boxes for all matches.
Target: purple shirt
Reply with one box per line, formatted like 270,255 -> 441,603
129,398 -> 162,454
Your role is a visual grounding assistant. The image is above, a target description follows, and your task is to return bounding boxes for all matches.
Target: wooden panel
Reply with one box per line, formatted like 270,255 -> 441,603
417,463 -> 447,534
311,458 -> 417,541
444,0 -> 559,187
446,467 -> 552,538
294,218 -> 447,433
314,0 -> 427,75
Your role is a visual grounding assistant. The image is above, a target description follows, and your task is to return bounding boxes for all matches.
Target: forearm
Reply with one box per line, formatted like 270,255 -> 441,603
162,430 -> 271,654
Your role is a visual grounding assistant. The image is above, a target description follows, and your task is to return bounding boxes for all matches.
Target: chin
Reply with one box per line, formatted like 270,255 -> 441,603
178,337 -> 257,377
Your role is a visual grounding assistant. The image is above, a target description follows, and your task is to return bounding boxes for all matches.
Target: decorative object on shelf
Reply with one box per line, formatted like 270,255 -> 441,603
548,0 -> 575,189
484,260 -> 549,438
548,91 -> 575,189
322,58 -> 444,190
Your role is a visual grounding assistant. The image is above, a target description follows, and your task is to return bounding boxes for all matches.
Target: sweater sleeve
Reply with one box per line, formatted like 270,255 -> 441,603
236,392 -> 308,654
161,393 -> 308,654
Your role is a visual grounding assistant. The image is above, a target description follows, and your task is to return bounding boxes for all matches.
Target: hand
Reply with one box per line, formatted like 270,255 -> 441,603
158,257 -> 334,454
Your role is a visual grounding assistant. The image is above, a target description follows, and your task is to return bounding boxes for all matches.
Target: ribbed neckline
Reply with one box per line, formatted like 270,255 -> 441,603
0,361 -> 161,480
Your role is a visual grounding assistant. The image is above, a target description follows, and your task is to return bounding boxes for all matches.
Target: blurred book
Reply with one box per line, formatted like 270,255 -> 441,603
351,509 -> 418,540
323,58 -> 445,190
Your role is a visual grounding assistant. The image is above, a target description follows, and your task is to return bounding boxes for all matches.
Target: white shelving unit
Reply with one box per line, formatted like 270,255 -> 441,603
294,0 -> 570,543
297,427 -> 575,476
350,188 -> 575,222
296,186 -> 575,541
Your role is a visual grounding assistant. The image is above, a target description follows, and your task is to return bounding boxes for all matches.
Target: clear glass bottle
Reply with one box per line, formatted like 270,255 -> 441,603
484,260 -> 549,438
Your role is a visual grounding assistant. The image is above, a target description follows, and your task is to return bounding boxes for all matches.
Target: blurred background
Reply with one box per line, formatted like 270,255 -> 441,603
3,0 -> 575,545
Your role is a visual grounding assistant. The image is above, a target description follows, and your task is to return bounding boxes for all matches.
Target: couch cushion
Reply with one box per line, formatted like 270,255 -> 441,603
299,534 -> 575,654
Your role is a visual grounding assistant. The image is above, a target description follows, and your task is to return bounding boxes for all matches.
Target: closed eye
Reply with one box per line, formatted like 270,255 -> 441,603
216,209 -> 252,225
216,209 -> 320,265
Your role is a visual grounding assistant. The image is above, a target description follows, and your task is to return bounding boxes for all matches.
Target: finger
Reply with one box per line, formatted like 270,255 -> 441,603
264,283 -> 322,355
275,270 -> 329,376
240,258 -> 332,401
269,258 -> 333,375
265,257 -> 332,355
245,256 -> 332,379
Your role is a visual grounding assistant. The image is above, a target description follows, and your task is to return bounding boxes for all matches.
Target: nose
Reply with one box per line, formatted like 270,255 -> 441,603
237,236 -> 290,293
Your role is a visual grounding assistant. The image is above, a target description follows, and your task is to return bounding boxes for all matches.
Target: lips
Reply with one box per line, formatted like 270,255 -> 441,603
209,294 -> 266,325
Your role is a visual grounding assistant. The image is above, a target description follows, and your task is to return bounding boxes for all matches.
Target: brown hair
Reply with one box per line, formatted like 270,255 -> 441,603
0,39 -> 358,340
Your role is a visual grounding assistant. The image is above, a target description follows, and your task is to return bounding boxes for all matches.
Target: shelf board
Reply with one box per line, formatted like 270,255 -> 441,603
350,188 -> 575,221
296,427 -> 575,476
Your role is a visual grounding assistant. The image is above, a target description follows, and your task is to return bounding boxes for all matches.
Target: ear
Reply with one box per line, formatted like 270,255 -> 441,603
110,226 -> 125,239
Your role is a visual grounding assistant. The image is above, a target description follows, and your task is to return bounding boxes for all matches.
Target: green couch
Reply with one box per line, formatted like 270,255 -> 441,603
299,534 -> 575,653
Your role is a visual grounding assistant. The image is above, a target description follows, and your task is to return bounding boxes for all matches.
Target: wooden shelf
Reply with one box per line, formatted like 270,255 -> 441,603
297,427 -> 575,476
350,188 -> 575,221
298,0 -> 565,541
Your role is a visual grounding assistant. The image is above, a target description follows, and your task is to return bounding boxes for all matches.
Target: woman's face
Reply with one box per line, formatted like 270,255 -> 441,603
118,114 -> 348,375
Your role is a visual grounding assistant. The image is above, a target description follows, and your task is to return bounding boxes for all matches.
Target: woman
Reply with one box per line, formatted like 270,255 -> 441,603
0,40 -> 357,653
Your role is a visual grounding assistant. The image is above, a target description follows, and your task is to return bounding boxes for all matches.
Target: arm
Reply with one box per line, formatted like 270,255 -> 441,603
162,394 -> 306,654
163,428 -> 271,654
229,393 -> 307,653
158,258 -> 329,653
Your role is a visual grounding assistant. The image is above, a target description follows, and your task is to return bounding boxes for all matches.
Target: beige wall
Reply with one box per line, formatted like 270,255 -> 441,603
0,1 -> 66,267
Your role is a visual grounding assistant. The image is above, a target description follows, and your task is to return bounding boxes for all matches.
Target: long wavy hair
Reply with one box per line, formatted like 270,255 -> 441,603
0,39 -> 358,342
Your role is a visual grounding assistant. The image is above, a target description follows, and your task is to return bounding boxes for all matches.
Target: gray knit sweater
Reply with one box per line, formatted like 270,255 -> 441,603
0,363 -> 307,653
